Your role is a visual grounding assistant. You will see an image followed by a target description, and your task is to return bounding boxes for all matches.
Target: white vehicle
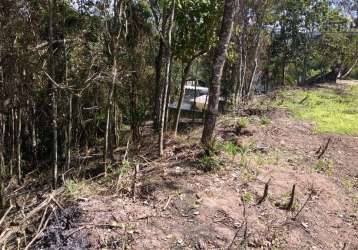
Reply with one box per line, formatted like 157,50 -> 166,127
169,85 -> 209,112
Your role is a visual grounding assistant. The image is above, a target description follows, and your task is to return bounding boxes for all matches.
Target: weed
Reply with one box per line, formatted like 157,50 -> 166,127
225,141 -> 239,160
112,160 -> 131,177
200,154 -> 221,172
64,179 -> 88,198
342,177 -> 358,192
260,115 -> 271,125
242,191 -> 254,204
237,117 -> 250,129
313,159 -> 334,175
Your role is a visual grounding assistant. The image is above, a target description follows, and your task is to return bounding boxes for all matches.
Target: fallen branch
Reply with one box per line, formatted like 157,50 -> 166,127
298,95 -> 309,104
292,191 -> 313,220
24,208 -> 54,250
163,195 -> 173,211
228,196 -> 248,249
0,189 -> 63,248
0,204 -> 14,227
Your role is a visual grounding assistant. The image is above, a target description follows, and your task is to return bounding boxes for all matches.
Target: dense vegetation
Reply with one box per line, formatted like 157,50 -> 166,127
0,0 -> 357,212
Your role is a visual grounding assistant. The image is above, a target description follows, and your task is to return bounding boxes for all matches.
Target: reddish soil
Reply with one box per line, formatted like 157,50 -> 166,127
36,94 -> 358,249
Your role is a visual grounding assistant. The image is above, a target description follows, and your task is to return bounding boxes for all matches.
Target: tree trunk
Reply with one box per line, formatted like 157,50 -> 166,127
130,73 -> 140,142
0,113 -> 5,209
173,61 -> 192,136
104,0 -> 123,171
10,108 -> 15,176
164,54 -> 173,132
201,0 -> 236,149
153,36 -> 164,131
16,108 -> 22,184
49,0 -> 58,189
104,58 -> 117,169
247,33 -> 262,99
159,0 -> 175,156
340,58 -> 358,79
173,52 -> 205,136
64,36 -> 72,171
31,100 -> 38,169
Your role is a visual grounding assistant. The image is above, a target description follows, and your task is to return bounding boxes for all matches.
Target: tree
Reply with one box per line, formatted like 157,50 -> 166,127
172,0 -> 220,136
201,0 -> 237,149
159,0 -> 176,156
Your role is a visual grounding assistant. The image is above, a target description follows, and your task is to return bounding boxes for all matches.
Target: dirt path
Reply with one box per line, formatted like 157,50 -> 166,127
36,89 -> 358,250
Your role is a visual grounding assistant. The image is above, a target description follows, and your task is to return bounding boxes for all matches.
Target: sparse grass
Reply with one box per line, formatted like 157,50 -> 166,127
200,154 -> 221,172
274,85 -> 358,135
253,149 -> 282,167
237,117 -> 250,129
260,115 -> 271,125
224,141 -> 239,160
242,191 -> 254,204
313,159 -> 334,175
65,179 -> 91,198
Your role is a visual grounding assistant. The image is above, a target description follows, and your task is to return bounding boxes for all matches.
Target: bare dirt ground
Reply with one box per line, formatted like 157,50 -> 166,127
35,84 -> 358,250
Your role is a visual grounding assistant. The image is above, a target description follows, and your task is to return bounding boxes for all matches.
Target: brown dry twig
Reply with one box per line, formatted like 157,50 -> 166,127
286,184 -> 296,210
0,204 -> 14,227
292,190 -> 313,220
316,138 -> 332,159
257,178 -> 271,205
0,189 -> 63,248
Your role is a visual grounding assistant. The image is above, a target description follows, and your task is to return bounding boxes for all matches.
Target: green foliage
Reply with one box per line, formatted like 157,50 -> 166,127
199,154 -> 221,172
275,86 -> 358,135
224,141 -> 239,160
238,144 -> 250,167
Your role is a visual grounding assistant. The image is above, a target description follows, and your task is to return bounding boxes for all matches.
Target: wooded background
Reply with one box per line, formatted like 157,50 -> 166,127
0,0 -> 357,208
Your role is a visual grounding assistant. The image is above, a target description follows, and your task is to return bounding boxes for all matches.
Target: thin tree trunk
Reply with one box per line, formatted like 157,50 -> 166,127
232,61 -> 240,107
159,0 -> 175,156
10,108 -> 15,176
153,37 -> 164,131
173,61 -> 192,136
16,108 -> 22,184
201,0 -> 236,148
31,100 -> 37,169
48,0 -> 58,189
173,52 -> 205,136
130,73 -> 140,142
235,0 -> 245,106
64,34 -> 72,170
0,113 -> 5,209
247,33 -> 262,98
104,58 -> 117,169
340,58 -> 358,79
104,0 -> 123,171
164,52 -> 174,132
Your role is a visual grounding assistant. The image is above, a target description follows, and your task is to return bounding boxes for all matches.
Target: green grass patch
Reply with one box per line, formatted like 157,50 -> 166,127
274,85 -> 358,135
